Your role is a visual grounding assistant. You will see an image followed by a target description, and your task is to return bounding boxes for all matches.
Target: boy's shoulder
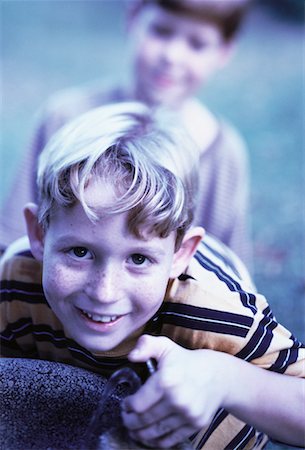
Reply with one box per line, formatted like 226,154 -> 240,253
159,234 -> 261,356
37,81 -> 129,129
180,99 -> 219,151
181,98 -> 248,163
165,233 -> 255,315
193,233 -> 253,288
0,236 -> 42,287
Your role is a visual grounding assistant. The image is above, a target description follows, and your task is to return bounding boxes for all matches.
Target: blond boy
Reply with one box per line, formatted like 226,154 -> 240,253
1,103 -> 304,449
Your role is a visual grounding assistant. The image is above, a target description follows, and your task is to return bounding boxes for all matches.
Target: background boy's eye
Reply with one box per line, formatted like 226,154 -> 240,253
150,23 -> 173,38
189,37 -> 207,51
72,247 -> 89,258
131,254 -> 146,265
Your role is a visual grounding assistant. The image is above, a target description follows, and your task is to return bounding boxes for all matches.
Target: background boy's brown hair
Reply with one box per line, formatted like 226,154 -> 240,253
129,0 -> 253,41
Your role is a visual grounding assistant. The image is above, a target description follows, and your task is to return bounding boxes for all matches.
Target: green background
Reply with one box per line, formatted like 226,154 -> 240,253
1,0 -> 304,337
1,1 -> 304,449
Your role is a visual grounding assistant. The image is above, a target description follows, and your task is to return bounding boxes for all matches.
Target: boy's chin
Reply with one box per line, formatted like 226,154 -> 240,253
149,91 -> 185,108
74,334 -> 132,355
139,84 -> 185,108
82,340 -> 119,354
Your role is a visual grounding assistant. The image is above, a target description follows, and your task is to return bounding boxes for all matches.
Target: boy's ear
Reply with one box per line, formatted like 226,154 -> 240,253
170,227 -> 204,279
24,203 -> 45,261
217,42 -> 235,69
125,1 -> 141,33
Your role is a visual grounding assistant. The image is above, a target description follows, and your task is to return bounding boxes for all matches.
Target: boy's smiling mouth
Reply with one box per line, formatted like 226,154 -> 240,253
80,308 -> 121,324
151,70 -> 181,88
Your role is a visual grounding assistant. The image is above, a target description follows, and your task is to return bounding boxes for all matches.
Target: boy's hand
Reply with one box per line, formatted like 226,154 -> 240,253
122,336 -> 305,449
121,335 -> 226,449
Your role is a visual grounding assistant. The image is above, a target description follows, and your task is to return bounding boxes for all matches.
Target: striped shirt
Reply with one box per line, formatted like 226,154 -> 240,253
1,234 -> 304,449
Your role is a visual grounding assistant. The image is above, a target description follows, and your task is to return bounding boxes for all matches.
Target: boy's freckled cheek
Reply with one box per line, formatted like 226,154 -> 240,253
142,281 -> 168,310
43,264 -> 79,299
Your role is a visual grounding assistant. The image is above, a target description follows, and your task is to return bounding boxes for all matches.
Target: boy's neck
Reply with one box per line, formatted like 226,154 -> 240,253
179,98 -> 219,154
122,83 -> 219,153
91,325 -> 146,358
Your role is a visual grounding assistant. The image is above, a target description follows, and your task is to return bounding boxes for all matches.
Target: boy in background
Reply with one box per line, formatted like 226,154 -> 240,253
1,0 -> 253,266
1,103 -> 304,450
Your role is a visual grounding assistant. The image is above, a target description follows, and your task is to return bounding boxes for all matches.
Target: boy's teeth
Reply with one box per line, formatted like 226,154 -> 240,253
82,310 -> 117,323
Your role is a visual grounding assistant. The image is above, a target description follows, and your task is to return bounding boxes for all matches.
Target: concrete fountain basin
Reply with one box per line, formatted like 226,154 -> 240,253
0,358 -> 122,449
0,358 -> 193,450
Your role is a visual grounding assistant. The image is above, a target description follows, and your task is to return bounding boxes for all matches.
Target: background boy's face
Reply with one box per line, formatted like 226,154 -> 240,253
37,180 -> 178,353
129,5 -> 228,107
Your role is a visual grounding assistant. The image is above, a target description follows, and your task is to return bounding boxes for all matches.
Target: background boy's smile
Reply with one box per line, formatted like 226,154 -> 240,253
130,5 -> 227,107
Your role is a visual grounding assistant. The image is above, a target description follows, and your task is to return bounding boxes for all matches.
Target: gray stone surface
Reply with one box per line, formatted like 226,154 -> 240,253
0,358 -> 119,449
0,358 -> 193,450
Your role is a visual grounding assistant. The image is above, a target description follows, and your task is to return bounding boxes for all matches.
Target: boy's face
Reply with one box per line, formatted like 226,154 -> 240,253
129,5 -> 229,107
29,180 -> 186,353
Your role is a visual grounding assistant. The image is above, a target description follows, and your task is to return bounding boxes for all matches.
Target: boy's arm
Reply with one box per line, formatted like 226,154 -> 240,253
195,123 -> 252,267
221,350 -> 305,445
122,335 -> 305,449
0,101 -> 64,247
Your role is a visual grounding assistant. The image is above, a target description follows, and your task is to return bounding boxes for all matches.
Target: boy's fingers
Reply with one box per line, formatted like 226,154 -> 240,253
128,420 -> 196,449
122,370 -> 163,413
127,413 -> 183,439
122,398 -> 173,430
145,423 -> 196,449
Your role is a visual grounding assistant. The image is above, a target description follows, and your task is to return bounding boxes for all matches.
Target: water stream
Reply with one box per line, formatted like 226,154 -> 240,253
82,361 -> 192,450
82,367 -> 142,449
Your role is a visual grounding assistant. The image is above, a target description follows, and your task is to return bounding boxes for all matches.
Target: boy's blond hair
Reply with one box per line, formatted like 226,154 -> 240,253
37,102 -> 199,248
129,0 -> 252,41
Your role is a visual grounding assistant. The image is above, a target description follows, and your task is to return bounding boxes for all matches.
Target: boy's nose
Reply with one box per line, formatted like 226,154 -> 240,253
160,39 -> 188,66
86,266 -> 119,304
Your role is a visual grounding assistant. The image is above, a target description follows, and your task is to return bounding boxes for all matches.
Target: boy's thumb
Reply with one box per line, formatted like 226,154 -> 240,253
128,334 -> 173,364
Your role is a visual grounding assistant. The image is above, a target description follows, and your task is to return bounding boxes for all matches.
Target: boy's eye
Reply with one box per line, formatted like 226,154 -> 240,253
69,247 -> 91,259
150,23 -> 173,39
189,37 -> 207,51
130,254 -> 147,265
